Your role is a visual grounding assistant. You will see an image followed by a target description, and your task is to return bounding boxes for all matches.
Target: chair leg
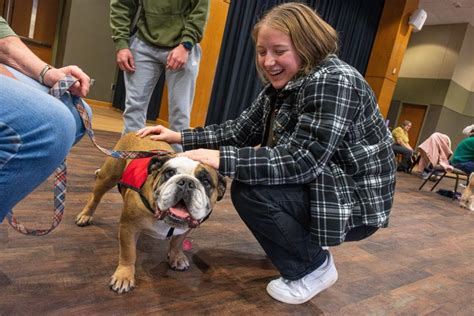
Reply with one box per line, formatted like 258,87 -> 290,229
453,175 -> 460,200
418,169 -> 435,190
430,172 -> 447,191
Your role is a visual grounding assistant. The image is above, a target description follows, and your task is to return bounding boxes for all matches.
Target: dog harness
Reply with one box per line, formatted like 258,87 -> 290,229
119,157 -> 152,195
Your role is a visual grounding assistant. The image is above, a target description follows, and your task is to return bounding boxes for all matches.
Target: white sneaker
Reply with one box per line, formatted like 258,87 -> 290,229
266,252 -> 338,304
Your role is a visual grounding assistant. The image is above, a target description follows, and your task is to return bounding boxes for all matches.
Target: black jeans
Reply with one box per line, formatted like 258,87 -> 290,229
392,143 -> 413,171
231,181 -> 379,280
231,181 -> 325,280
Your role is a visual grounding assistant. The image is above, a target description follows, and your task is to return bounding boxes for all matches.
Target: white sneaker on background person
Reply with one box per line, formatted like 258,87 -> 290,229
266,252 -> 338,304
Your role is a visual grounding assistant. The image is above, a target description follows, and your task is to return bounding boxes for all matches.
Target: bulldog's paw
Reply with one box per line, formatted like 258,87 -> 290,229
168,251 -> 190,271
75,212 -> 93,227
110,266 -> 136,294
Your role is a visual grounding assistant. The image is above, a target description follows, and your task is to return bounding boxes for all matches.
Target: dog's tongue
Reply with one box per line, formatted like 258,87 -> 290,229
170,201 -> 189,219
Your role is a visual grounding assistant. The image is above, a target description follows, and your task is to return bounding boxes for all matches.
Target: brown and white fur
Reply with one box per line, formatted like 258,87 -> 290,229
75,133 -> 226,293
459,172 -> 474,211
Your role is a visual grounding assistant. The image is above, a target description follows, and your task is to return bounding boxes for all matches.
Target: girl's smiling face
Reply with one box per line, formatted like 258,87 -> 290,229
256,25 -> 302,89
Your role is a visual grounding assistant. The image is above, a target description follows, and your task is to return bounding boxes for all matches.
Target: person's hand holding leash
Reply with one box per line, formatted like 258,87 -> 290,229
43,65 -> 91,97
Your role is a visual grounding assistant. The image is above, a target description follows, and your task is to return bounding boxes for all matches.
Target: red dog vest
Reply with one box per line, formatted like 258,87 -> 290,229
119,157 -> 152,191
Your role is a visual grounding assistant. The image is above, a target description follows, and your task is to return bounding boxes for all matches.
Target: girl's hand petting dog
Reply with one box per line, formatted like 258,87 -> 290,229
179,149 -> 220,170
136,125 -> 182,144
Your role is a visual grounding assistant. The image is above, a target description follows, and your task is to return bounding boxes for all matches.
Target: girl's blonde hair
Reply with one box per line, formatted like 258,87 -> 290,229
252,2 -> 339,82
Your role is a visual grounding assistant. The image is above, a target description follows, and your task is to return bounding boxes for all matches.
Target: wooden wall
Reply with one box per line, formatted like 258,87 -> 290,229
3,0 -> 61,64
365,0 -> 420,118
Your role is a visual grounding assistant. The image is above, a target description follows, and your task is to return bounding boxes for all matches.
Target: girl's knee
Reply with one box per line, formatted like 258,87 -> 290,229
230,180 -> 251,207
230,181 -> 268,219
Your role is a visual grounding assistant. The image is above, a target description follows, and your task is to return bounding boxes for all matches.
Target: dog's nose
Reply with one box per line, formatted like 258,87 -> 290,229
177,178 -> 196,190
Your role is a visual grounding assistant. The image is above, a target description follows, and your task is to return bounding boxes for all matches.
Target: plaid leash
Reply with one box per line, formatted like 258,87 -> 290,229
7,75 -> 171,236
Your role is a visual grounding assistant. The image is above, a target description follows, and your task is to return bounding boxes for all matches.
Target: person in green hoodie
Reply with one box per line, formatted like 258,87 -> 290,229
110,0 -> 209,151
450,124 -> 474,174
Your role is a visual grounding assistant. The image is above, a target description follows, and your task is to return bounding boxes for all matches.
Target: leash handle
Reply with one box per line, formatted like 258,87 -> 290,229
7,162 -> 67,236
7,75 -> 171,236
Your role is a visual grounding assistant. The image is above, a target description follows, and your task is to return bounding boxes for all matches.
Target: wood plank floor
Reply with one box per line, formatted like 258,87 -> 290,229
1,113 -> 473,314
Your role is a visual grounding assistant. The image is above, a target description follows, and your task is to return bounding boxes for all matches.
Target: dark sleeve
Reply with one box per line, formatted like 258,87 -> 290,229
181,0 -> 209,45
219,74 -> 361,183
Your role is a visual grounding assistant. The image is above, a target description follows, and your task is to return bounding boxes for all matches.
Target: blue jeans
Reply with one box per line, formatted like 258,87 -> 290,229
0,66 -> 91,222
452,161 -> 474,174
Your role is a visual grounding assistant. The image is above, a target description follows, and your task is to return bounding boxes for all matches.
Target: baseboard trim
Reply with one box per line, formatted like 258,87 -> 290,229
84,98 -> 113,108
154,118 -> 169,128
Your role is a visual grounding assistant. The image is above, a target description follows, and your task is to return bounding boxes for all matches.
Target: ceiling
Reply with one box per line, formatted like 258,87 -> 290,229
420,0 -> 474,26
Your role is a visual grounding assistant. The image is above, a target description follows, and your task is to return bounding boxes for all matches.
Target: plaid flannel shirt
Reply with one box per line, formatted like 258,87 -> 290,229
182,55 -> 396,246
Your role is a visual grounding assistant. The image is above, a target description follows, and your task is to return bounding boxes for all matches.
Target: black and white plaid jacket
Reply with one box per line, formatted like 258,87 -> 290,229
182,55 -> 396,246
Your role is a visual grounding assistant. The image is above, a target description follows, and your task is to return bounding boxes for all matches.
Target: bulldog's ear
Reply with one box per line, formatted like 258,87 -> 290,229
216,173 -> 227,201
148,155 -> 172,174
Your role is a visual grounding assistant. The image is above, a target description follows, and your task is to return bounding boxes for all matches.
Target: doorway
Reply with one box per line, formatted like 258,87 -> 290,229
1,0 -> 61,63
397,103 -> 427,148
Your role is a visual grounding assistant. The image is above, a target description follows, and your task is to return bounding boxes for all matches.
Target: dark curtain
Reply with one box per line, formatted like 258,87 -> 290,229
112,70 -> 166,121
206,0 -> 385,125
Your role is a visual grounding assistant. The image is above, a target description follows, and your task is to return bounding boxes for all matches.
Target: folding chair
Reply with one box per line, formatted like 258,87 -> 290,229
418,165 -> 469,200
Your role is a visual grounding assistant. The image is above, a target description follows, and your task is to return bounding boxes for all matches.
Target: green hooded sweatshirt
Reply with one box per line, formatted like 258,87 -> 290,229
110,0 -> 209,51
0,17 -> 16,39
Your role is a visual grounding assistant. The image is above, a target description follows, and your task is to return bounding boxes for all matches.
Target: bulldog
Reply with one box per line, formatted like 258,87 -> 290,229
75,133 -> 226,294
460,172 -> 474,211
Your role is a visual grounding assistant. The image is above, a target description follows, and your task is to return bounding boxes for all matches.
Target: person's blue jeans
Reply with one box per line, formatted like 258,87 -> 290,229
0,66 -> 92,222
452,161 -> 474,175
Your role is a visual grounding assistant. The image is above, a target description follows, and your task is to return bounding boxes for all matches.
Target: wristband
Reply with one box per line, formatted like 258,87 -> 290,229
38,64 -> 52,84
181,41 -> 193,51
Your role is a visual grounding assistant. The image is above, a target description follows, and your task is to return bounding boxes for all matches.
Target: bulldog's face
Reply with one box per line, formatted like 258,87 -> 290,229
148,156 -> 226,229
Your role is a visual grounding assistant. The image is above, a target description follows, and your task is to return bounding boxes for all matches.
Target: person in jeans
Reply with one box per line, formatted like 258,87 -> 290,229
0,17 -> 92,221
136,3 -> 396,305
450,125 -> 474,174
392,120 -> 414,172
110,0 -> 209,151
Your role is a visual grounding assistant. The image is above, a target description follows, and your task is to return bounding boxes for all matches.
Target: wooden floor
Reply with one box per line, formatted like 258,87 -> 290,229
1,108 -> 473,315
87,103 -> 161,133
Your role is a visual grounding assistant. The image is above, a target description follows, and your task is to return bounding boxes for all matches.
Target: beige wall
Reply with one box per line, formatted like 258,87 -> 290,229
453,24 -> 474,91
396,23 -> 473,113
58,0 -> 117,102
399,24 -> 466,80
391,23 -> 473,148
